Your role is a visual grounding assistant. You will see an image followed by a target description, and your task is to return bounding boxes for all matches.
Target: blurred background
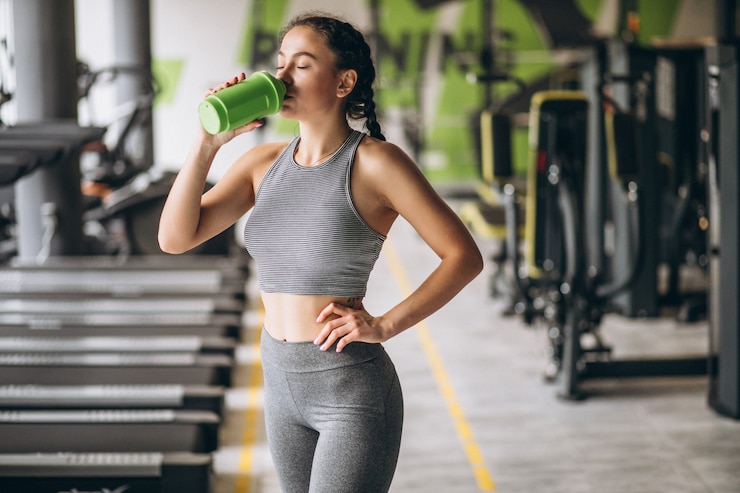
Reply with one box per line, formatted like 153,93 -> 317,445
1,1 -> 740,492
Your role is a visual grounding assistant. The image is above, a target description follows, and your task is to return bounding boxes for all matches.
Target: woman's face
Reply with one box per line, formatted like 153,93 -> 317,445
276,25 -> 347,120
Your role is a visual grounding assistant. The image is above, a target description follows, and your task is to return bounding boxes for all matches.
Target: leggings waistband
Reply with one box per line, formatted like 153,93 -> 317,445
260,327 -> 385,373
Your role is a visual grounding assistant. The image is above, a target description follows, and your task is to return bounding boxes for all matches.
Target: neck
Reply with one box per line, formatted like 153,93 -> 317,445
294,122 -> 353,167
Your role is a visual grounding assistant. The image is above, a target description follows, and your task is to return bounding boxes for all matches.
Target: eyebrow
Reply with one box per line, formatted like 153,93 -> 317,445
277,50 -> 318,60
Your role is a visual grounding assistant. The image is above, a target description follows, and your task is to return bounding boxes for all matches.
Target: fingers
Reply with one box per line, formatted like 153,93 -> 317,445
204,72 -> 247,98
315,302 -> 348,323
314,303 -> 377,353
334,332 -> 353,353
314,318 -> 357,352
313,302 -> 347,350
233,118 -> 265,136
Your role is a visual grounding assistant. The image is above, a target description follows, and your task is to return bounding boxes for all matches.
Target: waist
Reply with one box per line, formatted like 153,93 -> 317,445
260,327 -> 384,372
260,292 -> 364,342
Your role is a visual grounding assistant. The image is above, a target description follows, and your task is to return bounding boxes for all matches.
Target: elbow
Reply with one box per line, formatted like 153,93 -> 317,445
446,242 -> 484,285
460,238 -> 484,282
467,248 -> 485,281
448,245 -> 484,284
157,231 -> 187,255
157,239 -> 180,255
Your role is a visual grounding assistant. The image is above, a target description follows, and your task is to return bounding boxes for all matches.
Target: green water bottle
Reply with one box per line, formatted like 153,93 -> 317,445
198,71 -> 286,134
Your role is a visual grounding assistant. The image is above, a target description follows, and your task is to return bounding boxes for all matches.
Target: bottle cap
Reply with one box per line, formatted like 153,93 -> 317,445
198,98 -> 228,135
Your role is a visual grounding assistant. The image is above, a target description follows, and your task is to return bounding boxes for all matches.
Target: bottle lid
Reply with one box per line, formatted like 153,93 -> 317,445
198,98 -> 227,135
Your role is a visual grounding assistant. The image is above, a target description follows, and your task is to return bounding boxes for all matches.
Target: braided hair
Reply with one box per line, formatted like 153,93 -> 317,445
279,13 -> 386,141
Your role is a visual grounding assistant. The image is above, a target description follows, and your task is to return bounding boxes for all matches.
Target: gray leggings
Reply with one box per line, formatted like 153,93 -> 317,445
260,328 -> 404,493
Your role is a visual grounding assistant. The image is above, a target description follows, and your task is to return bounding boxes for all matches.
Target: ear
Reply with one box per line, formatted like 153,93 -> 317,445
337,69 -> 358,98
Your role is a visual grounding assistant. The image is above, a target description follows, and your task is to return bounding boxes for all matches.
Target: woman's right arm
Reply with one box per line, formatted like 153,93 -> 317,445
160,72 -> 270,254
157,120 -> 264,254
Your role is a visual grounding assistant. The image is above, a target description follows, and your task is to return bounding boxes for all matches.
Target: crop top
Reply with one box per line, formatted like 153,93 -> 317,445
244,130 -> 386,297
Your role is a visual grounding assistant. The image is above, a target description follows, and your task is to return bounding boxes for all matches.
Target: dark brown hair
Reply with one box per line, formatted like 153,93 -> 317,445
279,13 -> 386,141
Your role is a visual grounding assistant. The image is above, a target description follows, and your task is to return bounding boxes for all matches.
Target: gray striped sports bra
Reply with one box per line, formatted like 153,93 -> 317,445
244,130 -> 386,297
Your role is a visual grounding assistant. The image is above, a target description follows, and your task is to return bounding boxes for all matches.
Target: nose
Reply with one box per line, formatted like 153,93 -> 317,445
276,76 -> 291,97
275,64 -> 289,81
276,70 -> 291,87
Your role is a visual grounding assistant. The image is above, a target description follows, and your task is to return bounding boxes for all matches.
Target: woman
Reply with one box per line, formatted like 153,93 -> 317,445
159,12 -> 483,493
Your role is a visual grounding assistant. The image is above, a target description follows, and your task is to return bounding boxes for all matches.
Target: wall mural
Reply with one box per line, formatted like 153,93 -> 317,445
148,0 -> 690,183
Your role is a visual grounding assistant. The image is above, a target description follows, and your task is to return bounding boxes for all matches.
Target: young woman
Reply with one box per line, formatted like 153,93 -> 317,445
159,12 -> 483,493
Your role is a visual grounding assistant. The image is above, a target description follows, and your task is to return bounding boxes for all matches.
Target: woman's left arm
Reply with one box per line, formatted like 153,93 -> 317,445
315,140 -> 484,351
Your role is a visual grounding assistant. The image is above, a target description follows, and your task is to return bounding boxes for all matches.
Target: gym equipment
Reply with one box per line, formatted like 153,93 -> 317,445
0,409 -> 219,453
0,122 -> 107,259
0,353 -> 233,386
706,43 -> 740,419
651,45 -> 708,321
515,88 -> 706,399
73,62 -> 237,257
8,252 -> 249,274
0,142 -> 70,183
585,40 -> 708,320
460,105 -> 524,309
0,384 -> 225,416
0,268 -> 246,298
0,336 -> 236,357
600,41 -> 661,318
0,123 -> 106,185
0,123 -> 105,253
0,452 -> 212,493
0,313 -> 243,339
0,255 -> 249,307
511,90 -> 590,331
0,296 -> 244,315
525,91 -> 589,279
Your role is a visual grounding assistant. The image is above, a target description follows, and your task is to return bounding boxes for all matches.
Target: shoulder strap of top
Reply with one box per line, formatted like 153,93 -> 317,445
341,130 -> 365,167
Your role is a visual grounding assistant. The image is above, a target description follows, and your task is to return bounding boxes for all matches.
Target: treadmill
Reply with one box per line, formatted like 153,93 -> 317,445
0,353 -> 233,386
0,335 -> 237,357
0,268 -> 246,300
0,452 -> 212,493
7,253 -> 250,280
0,296 -> 245,315
0,312 -> 243,339
0,409 -> 220,453
0,123 -> 106,185
0,384 -> 225,416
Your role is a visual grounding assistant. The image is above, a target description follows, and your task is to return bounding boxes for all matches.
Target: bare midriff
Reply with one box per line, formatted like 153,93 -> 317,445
260,292 -> 364,342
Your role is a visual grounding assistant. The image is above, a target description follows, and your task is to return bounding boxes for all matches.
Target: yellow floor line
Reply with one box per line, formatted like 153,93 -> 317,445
234,305 -> 265,493
383,238 -> 496,491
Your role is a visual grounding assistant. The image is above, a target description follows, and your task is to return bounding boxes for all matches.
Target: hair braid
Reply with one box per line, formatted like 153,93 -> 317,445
280,12 -> 386,141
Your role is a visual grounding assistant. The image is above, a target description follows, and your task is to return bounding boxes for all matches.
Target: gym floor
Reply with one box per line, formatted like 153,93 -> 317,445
212,203 -> 740,493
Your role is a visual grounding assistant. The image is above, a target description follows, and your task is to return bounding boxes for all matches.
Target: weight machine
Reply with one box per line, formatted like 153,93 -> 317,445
705,41 -> 740,419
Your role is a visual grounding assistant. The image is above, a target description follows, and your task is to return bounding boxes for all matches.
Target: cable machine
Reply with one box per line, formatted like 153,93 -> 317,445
705,0 -> 740,419
501,6 -> 710,399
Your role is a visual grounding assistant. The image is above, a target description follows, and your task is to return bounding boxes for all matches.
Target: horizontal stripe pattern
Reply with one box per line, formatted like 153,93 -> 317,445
245,131 -> 385,297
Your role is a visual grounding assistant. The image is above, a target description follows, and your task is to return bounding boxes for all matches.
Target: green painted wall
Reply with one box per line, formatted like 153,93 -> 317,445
152,59 -> 184,105
154,0 -> 698,183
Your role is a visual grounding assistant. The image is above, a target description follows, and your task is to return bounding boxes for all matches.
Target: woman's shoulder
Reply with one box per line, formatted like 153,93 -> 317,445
356,134 -> 410,167
355,134 -> 418,179
232,139 -> 292,171
352,134 -> 434,208
248,140 -> 292,161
